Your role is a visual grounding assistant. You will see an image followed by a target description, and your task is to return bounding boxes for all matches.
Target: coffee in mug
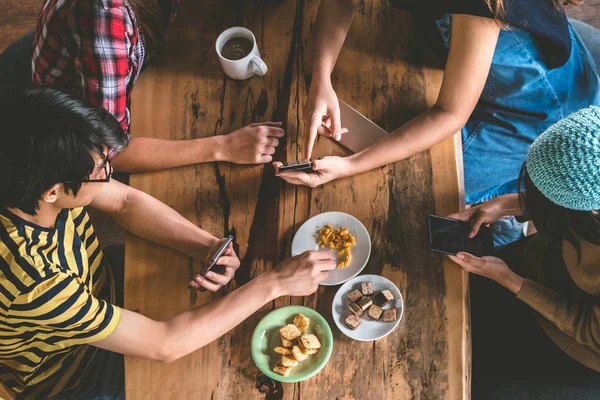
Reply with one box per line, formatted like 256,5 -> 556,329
221,37 -> 253,61
216,27 -> 268,80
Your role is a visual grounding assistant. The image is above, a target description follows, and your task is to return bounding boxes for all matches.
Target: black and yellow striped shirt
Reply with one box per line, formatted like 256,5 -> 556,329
0,207 -> 121,399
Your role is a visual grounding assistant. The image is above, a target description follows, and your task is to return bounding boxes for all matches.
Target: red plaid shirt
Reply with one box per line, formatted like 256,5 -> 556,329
32,0 -> 180,136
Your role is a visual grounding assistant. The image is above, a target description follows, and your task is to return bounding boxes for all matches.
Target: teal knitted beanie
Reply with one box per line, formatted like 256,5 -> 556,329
526,106 -> 600,211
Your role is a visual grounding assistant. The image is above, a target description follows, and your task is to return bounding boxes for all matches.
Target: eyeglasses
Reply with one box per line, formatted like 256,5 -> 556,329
64,155 -> 113,184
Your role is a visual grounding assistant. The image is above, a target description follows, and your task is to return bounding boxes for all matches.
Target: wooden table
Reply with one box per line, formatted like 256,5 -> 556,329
124,0 -> 469,398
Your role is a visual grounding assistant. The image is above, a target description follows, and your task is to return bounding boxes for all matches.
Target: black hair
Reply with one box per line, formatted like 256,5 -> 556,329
0,87 -> 129,215
519,165 -> 600,259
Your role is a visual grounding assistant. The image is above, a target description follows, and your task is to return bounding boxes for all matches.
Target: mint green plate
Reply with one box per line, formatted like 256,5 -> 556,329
251,305 -> 333,383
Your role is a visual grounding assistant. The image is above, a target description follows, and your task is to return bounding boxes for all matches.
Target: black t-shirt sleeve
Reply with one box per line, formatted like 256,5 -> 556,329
387,0 -> 570,68
452,0 -> 495,18
387,0 -> 494,19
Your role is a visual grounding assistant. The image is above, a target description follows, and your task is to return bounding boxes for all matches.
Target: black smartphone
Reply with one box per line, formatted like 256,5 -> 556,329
202,235 -> 234,275
278,160 -> 313,172
427,215 -> 494,257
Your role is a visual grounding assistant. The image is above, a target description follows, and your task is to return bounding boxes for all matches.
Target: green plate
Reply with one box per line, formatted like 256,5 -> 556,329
251,305 -> 333,383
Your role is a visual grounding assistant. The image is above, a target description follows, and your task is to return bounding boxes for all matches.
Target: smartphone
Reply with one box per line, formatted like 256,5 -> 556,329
278,160 -> 313,172
203,235 -> 234,275
427,215 -> 494,257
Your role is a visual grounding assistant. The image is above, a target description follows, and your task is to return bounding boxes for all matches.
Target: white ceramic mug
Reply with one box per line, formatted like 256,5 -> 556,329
215,27 -> 268,80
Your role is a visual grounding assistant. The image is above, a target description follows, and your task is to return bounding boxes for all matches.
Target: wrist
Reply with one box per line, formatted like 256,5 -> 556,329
496,269 -> 525,294
334,156 -> 355,180
494,193 -> 522,217
259,271 -> 283,301
210,135 -> 230,162
344,154 -> 365,177
311,68 -> 332,85
190,234 -> 220,261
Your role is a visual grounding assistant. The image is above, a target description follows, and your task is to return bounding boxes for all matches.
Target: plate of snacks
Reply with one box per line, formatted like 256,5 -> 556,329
332,274 -> 404,341
291,212 -> 371,285
251,306 -> 333,382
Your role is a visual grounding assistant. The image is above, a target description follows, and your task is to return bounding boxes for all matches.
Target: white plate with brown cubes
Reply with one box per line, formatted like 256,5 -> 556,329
332,274 -> 404,341
291,212 -> 371,286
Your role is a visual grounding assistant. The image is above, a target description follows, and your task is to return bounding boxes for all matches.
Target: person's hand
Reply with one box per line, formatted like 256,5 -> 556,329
273,156 -> 351,188
270,250 -> 337,297
449,252 -> 524,294
220,122 -> 285,164
447,197 -> 508,238
303,78 -> 346,159
189,241 -> 240,292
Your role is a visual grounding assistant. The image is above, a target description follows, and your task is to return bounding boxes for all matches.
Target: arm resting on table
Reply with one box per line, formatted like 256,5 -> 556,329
89,179 -> 219,261
93,272 -> 279,363
345,15 -> 499,176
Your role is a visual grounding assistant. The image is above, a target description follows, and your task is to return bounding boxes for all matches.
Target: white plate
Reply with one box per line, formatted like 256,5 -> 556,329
332,274 -> 404,341
291,212 -> 371,286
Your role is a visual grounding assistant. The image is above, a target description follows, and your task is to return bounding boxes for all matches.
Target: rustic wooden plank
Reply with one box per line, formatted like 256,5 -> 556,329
125,0 -> 465,399
124,0 -> 234,396
421,20 -> 470,400
0,0 -> 39,51
288,1 -> 465,399
431,133 -> 470,400
212,1 -> 302,397
125,0 -> 299,399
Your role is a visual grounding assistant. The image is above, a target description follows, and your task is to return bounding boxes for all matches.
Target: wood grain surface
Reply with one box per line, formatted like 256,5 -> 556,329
0,0 -> 39,51
124,1 -> 467,399
0,1 -> 596,399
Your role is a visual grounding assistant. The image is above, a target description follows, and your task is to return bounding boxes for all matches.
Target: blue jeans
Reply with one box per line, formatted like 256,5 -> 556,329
436,15 -> 600,245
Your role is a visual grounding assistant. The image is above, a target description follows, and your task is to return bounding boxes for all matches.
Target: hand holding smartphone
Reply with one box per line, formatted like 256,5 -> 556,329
203,235 -> 234,276
427,215 -> 494,257
189,235 -> 240,292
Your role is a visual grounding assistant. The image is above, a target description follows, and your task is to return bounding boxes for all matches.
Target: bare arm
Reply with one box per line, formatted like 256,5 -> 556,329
311,0 -> 359,79
303,0 -> 359,158
95,272 -> 278,362
112,122 -> 285,173
346,14 -> 499,175
89,179 -> 218,261
279,14 -> 500,185
94,251 -> 337,363
111,136 -> 222,173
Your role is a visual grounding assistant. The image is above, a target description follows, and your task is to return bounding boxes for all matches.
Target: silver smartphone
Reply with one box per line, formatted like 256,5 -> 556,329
203,235 -> 234,275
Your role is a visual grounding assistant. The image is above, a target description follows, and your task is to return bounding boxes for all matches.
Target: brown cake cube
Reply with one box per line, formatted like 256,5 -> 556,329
348,302 -> 363,316
345,314 -> 362,330
361,281 -> 374,296
356,296 -> 373,311
347,289 -> 363,303
368,304 -> 383,320
382,308 -> 397,322
374,290 -> 395,307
